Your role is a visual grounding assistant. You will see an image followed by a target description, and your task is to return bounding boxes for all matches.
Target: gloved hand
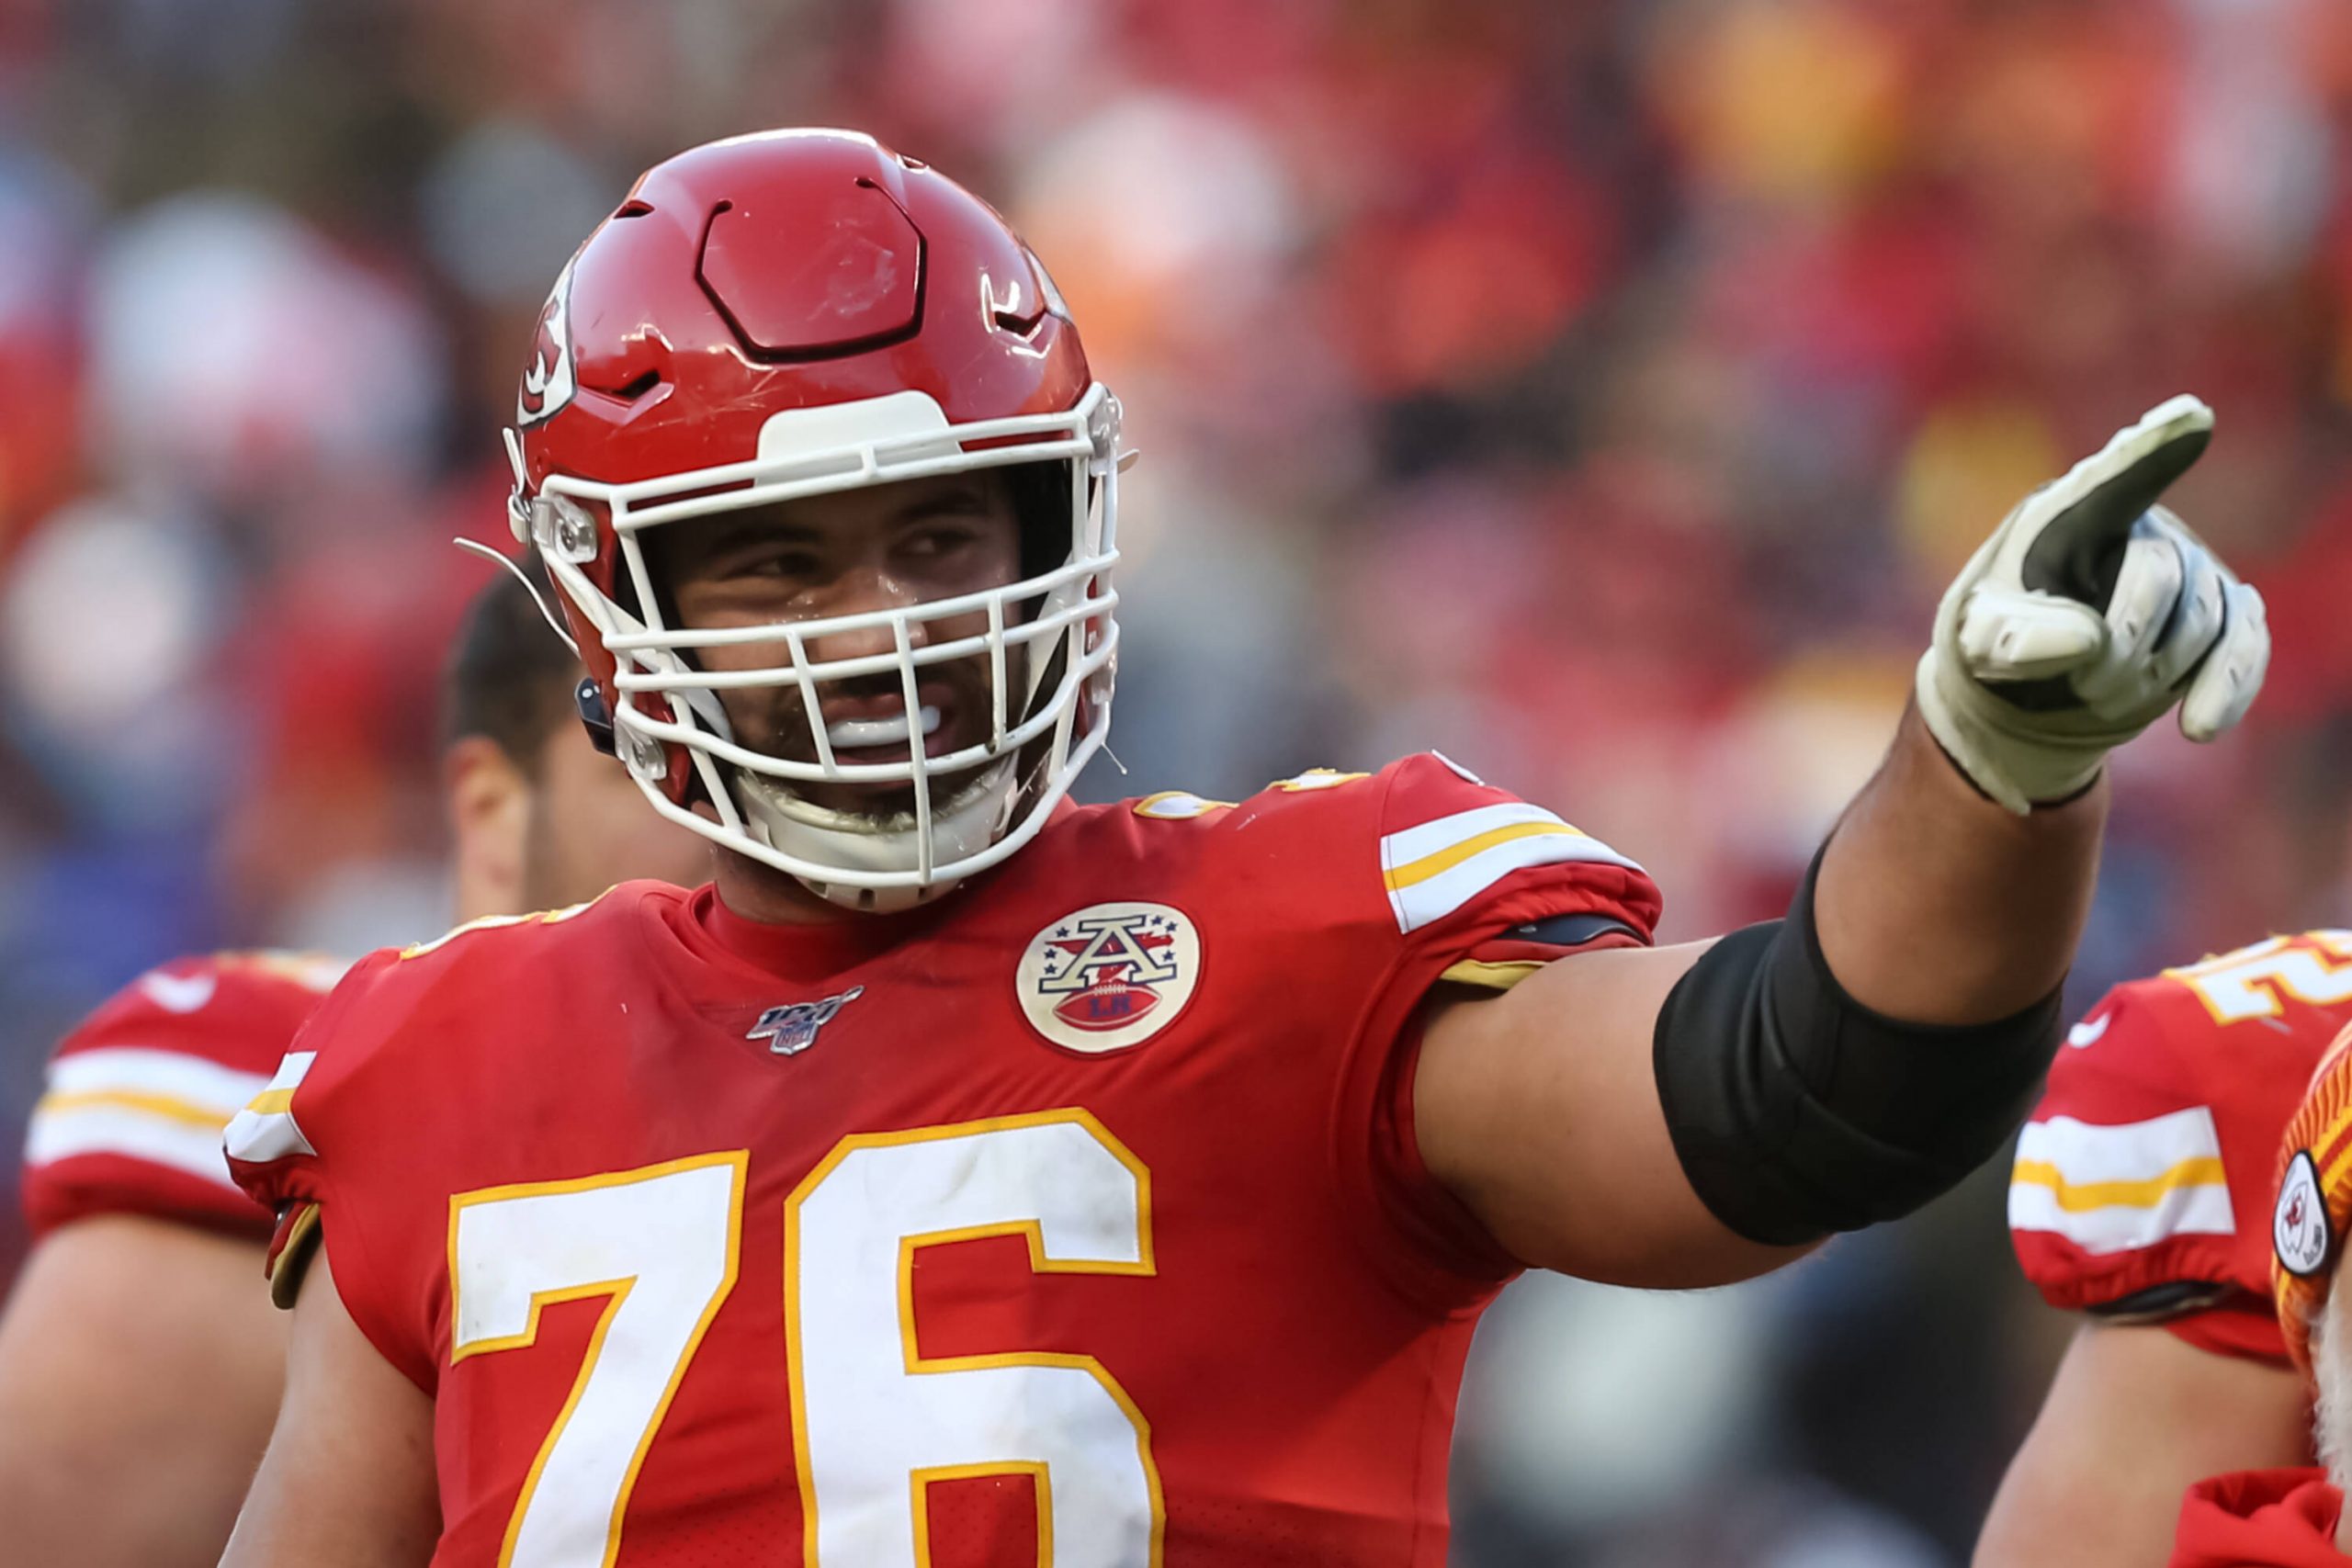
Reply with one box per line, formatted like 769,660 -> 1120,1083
1916,395 -> 2269,814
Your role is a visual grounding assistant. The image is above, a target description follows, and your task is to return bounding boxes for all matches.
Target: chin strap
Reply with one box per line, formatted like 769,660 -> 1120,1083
728,760 -> 1021,910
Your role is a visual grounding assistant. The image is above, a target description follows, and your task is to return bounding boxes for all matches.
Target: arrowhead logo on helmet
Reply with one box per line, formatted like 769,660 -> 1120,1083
515,255 -> 580,428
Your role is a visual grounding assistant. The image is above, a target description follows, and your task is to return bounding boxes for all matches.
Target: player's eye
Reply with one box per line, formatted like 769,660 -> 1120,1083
898,525 -> 985,565
728,547 -> 826,581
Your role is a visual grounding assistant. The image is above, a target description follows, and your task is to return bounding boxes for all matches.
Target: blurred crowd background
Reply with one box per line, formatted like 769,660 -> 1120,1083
2,0 -> 2350,1562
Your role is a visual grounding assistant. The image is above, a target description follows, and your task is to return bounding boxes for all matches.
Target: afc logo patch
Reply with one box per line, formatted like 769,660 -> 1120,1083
1016,902 -> 1201,1054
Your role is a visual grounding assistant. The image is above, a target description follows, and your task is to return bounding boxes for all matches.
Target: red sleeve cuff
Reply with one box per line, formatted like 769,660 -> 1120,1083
2162,1296 -> 2292,1365
24,1155 -> 274,1247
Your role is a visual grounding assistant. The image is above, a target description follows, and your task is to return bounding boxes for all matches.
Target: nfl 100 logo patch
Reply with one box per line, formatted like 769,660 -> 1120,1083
1016,902 -> 1202,1054
747,986 -> 865,1057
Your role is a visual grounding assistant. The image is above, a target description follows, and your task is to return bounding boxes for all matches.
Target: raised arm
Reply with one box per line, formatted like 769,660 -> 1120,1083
1418,397 -> 2268,1285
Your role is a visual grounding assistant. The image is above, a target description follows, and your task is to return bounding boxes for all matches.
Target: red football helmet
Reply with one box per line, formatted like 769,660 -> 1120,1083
505,130 -> 1122,910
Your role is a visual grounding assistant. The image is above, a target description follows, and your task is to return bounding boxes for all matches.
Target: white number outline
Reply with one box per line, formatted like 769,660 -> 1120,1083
783,1109 -> 1166,1567
447,1149 -> 748,1568
2165,931 -> 2352,1024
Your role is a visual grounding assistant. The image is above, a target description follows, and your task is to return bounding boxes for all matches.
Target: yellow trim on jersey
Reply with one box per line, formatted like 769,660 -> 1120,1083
1130,790 -> 1235,820
446,1150 -> 749,1568
1435,959 -> 1545,991
2009,1156 -> 2229,1213
783,1108 -> 1165,1568
2161,931 -> 2352,1026
2321,1111 -> 2352,1194
33,1089 -> 230,1132
1385,821 -> 1583,892
268,1201 -> 324,1309
911,1461 -> 1054,1565
401,892 -> 605,960
1270,769 -> 1369,792
243,1088 -> 297,1117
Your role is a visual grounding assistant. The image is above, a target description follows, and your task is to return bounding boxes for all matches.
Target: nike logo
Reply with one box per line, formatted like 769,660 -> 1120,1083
2065,1012 -> 2111,1049
140,971 -> 218,1014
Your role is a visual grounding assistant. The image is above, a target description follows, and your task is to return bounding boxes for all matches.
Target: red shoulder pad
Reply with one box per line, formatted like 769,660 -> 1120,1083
1136,757 -> 1661,1296
21,952 -> 345,1244
1372,752 -> 1660,955
2009,932 -> 2352,1362
1125,756 -> 1660,972
1114,758 -> 1659,1297
222,886 -> 652,1227
223,890 -> 636,1382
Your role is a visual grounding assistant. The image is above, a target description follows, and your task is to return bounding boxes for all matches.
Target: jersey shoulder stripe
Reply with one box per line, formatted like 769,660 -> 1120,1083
2008,1108 -> 2233,1256
25,1105 -> 251,1191
20,953 -> 347,1239
26,1043 -> 274,1193
1378,799 -> 1643,935
225,1051 -> 319,1166
43,1046 -> 271,1120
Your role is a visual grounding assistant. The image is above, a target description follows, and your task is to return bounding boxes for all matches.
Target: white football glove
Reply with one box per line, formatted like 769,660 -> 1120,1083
1916,395 -> 2268,814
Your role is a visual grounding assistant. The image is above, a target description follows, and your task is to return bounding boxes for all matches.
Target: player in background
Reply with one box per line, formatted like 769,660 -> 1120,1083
0,568 -> 708,1568
2165,1024 -> 2352,1563
220,131 -> 2270,1566
1975,933 -> 2352,1568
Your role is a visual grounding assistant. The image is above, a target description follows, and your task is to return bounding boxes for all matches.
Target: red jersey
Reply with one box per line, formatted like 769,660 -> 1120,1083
2008,932 -> 2352,1363
22,951 -> 344,1243
2172,1471 -> 2351,1567
228,756 -> 1659,1566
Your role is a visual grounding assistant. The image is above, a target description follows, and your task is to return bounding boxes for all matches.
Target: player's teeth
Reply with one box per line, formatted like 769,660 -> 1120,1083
826,705 -> 941,749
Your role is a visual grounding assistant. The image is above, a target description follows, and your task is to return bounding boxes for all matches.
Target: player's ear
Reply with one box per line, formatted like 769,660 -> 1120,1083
445,735 -> 531,922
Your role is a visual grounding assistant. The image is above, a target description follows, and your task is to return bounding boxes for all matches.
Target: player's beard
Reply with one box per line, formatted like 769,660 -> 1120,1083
2312,1288 -> 2352,1517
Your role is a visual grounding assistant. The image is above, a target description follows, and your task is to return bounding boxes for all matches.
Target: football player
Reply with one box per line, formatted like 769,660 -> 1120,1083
0,567 -> 708,1568
1976,934 -> 2352,1568
218,130 -> 2270,1567
2166,1022 -> 2352,1563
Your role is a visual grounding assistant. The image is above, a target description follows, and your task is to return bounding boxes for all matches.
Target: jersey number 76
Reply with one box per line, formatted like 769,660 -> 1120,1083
447,1111 -> 1161,1567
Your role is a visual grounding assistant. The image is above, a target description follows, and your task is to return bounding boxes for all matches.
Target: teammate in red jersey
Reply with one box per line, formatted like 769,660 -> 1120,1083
220,130 -> 2270,1567
0,570 -> 707,1568
2161,1021 -> 2352,1566
1976,933 -> 2352,1568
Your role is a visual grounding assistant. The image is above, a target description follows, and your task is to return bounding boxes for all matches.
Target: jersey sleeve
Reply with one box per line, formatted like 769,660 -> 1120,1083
20,953 -> 341,1245
224,949 -> 439,1392
2008,974 -> 2324,1364
1334,752 -> 1664,1302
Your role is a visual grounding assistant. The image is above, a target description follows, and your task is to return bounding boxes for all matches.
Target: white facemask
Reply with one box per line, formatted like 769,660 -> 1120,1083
518,384 -> 1125,910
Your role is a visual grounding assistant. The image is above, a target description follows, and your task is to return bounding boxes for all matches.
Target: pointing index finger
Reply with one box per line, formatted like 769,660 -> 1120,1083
2018,395 -> 2214,613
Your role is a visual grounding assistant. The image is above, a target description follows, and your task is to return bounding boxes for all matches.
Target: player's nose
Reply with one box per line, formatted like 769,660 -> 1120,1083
806,564 -> 926,666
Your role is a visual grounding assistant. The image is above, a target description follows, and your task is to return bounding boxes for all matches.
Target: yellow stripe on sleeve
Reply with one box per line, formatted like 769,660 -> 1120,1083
2008,1156 -> 2229,1213
244,1088 -> 297,1117
1435,959 -> 1547,992
1384,822 -> 1583,893
33,1089 -> 232,1133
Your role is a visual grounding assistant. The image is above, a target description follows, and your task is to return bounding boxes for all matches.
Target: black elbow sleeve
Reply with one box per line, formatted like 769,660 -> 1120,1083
1651,854 -> 2064,1247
